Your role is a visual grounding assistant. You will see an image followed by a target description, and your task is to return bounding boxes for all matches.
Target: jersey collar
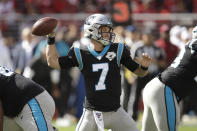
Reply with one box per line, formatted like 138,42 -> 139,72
88,43 -> 111,60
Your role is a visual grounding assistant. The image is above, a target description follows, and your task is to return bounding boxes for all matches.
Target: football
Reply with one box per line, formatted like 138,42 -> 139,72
31,17 -> 58,36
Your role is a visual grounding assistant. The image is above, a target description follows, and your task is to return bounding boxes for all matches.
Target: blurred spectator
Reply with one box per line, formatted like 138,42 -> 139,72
63,24 -> 79,45
162,0 -> 180,13
132,0 -> 158,13
24,0 -> 39,14
0,33 -> 13,69
0,0 -> 195,15
0,0 -> 17,34
193,0 -> 197,12
0,0 -> 15,14
170,25 -> 185,50
97,0 -> 111,13
9,38 -> 26,74
129,29 -> 166,121
14,0 -> 25,13
155,24 -> 179,66
23,46 -> 58,95
20,27 -> 38,66
124,25 -> 143,58
52,0 -> 78,13
80,0 -> 98,13
38,0 -> 53,13
113,26 -> 125,43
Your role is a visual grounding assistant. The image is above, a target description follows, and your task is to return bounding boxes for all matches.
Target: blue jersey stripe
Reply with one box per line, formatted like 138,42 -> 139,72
165,86 -> 176,131
74,47 -> 83,70
87,44 -> 111,59
28,98 -> 48,131
117,43 -> 124,67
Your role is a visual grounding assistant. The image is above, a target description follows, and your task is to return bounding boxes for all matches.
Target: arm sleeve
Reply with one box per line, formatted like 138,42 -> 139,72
58,47 -> 78,69
121,44 -> 139,72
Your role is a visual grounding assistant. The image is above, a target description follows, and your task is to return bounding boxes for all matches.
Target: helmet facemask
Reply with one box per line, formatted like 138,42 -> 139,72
96,25 -> 115,46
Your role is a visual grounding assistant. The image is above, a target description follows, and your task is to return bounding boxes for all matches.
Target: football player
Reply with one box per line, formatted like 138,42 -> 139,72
142,26 -> 197,131
46,14 -> 152,131
0,66 -> 57,131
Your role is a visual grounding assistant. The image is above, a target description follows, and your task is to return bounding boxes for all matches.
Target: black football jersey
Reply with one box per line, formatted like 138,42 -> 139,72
159,39 -> 197,100
59,39 -> 139,111
0,66 -> 44,117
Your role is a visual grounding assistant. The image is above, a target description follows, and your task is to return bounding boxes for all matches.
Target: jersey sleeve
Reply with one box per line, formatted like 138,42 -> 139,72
120,44 -> 139,72
58,47 -> 78,69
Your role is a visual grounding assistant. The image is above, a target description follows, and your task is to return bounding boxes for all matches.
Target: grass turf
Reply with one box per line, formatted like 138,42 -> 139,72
56,124 -> 197,131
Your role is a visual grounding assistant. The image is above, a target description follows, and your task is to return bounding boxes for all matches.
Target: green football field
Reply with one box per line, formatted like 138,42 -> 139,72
54,112 -> 197,131
56,124 -> 197,131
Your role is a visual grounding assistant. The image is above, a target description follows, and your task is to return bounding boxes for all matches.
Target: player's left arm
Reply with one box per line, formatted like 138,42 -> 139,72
133,53 -> 152,77
0,99 -> 3,131
121,44 -> 152,77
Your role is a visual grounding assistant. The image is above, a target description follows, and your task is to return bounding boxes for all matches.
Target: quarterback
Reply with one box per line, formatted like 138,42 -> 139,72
46,14 -> 152,131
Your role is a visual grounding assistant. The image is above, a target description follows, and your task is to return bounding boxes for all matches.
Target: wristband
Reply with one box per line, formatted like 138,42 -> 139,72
141,65 -> 148,71
47,36 -> 55,45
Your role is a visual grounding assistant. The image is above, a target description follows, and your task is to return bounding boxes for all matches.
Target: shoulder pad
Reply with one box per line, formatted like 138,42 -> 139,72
73,41 -> 80,48
117,43 -> 124,67
73,41 -> 83,70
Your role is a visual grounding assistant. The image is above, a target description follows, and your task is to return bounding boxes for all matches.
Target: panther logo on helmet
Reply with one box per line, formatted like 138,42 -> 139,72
84,14 -> 115,46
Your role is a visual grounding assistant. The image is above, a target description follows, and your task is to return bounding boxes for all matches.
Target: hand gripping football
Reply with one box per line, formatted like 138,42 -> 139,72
32,17 -> 58,36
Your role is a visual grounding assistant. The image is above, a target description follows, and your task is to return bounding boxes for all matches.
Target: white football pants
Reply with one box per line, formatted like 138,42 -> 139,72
142,77 -> 180,131
76,107 -> 139,131
3,90 -> 56,131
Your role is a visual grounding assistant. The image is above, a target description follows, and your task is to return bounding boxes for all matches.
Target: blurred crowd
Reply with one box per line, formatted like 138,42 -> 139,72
0,0 -> 197,14
1,0 -> 197,127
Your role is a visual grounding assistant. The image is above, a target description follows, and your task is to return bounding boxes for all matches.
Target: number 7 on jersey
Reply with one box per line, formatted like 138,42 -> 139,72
92,63 -> 109,91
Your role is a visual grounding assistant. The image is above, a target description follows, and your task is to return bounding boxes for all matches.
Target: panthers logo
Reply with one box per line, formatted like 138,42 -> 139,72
106,52 -> 116,61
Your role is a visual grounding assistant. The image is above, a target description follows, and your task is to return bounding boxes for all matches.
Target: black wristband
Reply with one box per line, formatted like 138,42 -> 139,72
141,65 -> 148,71
47,36 -> 55,45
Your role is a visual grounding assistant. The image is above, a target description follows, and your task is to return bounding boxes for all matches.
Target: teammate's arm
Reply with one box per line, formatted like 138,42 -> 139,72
46,32 -> 61,69
0,99 -> 3,131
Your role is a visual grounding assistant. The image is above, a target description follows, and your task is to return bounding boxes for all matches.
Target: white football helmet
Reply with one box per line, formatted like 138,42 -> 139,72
84,14 -> 115,46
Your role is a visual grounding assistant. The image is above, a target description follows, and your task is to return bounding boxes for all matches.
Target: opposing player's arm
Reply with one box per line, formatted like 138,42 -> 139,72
0,99 -> 3,131
46,32 -> 61,69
